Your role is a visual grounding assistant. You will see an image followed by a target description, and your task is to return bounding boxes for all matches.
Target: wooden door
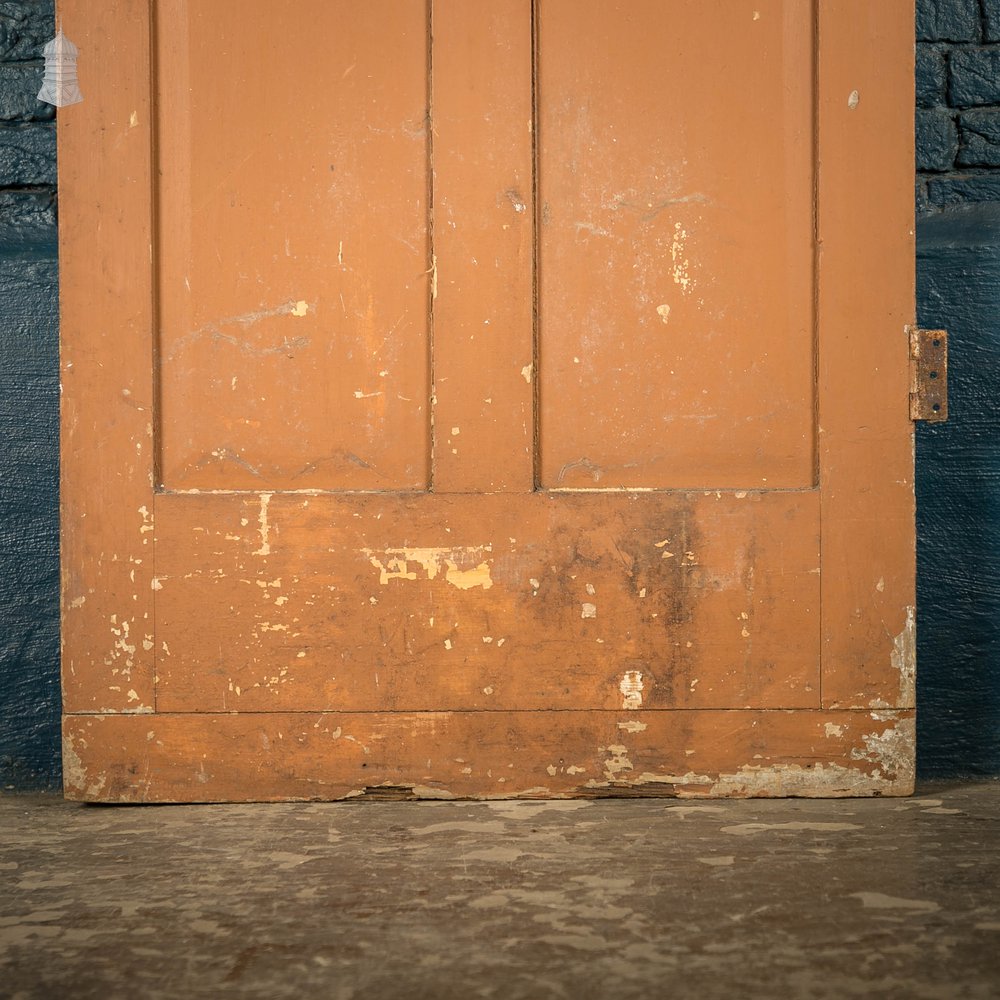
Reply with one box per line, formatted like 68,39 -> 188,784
60,0 -> 916,802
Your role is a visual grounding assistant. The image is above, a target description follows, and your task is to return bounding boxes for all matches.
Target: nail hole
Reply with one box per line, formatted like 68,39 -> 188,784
930,371 -> 938,379
932,403 -> 941,412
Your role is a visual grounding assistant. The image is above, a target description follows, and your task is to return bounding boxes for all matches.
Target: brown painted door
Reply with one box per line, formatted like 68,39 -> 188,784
60,0 -> 917,802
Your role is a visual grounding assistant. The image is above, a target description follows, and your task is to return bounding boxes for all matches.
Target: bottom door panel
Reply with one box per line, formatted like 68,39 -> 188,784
153,491 -> 821,713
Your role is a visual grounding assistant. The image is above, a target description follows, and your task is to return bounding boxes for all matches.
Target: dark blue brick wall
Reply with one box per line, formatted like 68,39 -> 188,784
915,2 -> 1000,779
917,0 -> 1000,210
0,0 -> 59,791
917,206 -> 1000,776
0,1 -> 997,789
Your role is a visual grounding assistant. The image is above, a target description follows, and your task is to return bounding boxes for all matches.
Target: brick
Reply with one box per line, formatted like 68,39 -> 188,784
916,0 -> 981,42
0,123 -> 54,184
0,1 -> 54,62
0,190 -> 55,245
957,109 -> 1000,166
917,45 -> 948,107
927,172 -> 1000,206
0,62 -> 52,122
917,108 -> 959,171
949,46 -> 1000,106
984,0 -> 1000,43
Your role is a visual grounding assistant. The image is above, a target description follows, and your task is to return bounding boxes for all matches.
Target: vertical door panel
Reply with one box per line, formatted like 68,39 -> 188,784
817,0 -> 916,708
537,0 -> 815,490
156,1 -> 432,491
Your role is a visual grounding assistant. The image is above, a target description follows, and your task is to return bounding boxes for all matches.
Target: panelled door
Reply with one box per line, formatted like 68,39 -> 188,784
60,0 -> 917,801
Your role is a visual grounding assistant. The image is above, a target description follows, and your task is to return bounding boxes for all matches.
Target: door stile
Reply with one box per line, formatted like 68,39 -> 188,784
429,0 -> 535,494
59,0 -> 158,716
816,0 -> 916,711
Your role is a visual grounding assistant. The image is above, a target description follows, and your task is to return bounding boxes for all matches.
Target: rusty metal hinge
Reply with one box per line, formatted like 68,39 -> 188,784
909,327 -> 948,422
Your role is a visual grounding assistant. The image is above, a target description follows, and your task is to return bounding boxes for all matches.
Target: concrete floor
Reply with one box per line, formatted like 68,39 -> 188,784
1,783 -> 998,1000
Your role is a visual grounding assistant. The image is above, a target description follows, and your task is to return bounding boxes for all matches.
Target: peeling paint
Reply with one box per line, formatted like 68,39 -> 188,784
619,671 -> 643,710
617,720 -> 647,733
363,546 -> 493,590
445,562 -> 493,591
850,718 -> 916,788
890,606 -> 916,706
576,718 -> 915,797
670,222 -> 694,293
62,734 -> 106,799
253,493 -> 272,556
601,745 -> 634,782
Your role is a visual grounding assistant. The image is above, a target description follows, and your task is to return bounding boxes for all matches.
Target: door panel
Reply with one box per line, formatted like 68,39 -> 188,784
156,1 -> 432,491
154,491 -> 819,712
59,0 -> 916,801
537,0 -> 815,490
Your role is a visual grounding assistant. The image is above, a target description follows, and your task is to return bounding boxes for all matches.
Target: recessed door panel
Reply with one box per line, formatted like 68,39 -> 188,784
538,0 -> 815,490
156,1 -> 432,491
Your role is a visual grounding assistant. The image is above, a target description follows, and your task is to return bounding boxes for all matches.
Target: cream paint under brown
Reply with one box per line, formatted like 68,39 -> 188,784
59,0 -> 916,802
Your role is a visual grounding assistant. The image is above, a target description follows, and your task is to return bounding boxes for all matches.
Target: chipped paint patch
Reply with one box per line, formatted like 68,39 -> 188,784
656,303 -> 671,324
617,720 -> 647,733
290,300 -> 309,317
670,222 -> 694,293
824,723 -> 844,738
62,733 -> 107,799
253,493 -> 272,556
577,719 -> 915,797
521,364 -> 533,383
619,671 -> 643,710
850,717 -> 916,788
409,785 -> 455,800
890,605 -> 916,706
601,745 -> 634,782
363,546 -> 493,590
445,562 -> 493,591
581,602 -> 597,619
